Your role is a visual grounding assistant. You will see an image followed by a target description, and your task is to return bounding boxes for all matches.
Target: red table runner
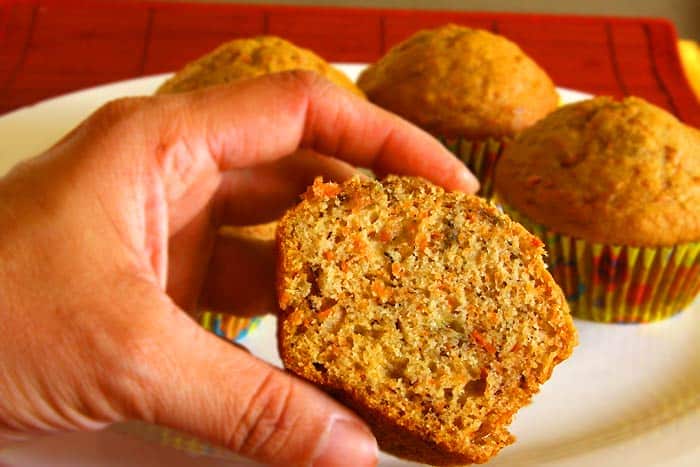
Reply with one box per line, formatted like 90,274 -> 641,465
1,0 -> 698,127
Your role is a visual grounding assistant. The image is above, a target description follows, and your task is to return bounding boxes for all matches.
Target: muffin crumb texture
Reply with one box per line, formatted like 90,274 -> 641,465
277,176 -> 576,465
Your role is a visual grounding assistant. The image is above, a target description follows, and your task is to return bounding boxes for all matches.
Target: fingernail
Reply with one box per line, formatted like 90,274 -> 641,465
456,168 -> 480,194
355,168 -> 373,180
312,418 -> 378,467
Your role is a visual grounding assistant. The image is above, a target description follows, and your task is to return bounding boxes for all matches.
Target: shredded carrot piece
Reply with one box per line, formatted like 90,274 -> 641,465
471,330 -> 496,355
352,235 -> 366,253
510,342 -> 521,352
371,280 -> 392,301
415,232 -> 428,252
279,291 -> 291,308
391,262 -> 403,277
323,250 -> 335,260
309,177 -> 341,198
320,184 -> 341,197
379,228 -> 393,243
317,307 -> 333,320
531,237 -> 544,247
348,194 -> 371,211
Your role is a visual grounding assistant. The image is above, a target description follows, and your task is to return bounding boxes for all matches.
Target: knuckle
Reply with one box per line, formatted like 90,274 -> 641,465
271,69 -> 330,96
231,369 -> 299,459
90,96 -> 151,129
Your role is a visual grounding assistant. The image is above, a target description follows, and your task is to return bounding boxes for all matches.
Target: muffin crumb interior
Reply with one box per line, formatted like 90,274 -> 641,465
277,176 -> 575,465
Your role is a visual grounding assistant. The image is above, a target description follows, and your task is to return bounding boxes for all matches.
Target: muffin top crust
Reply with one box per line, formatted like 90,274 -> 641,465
157,35 -> 363,97
494,96 -> 700,246
357,24 -> 558,138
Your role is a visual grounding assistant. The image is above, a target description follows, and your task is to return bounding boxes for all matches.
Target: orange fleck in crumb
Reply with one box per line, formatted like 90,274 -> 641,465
320,184 -> 341,197
279,291 -> 291,308
371,280 -> 392,301
348,194 -> 371,211
510,343 -> 521,352
353,235 -> 367,253
307,177 -> 341,198
323,250 -> 335,260
471,330 -> 496,355
391,262 -> 403,277
379,228 -> 393,243
416,233 -> 429,252
531,237 -> 544,248
317,307 -> 334,320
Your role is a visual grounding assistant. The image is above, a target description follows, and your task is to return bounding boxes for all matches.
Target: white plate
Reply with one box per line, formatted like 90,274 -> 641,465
0,65 -> 698,467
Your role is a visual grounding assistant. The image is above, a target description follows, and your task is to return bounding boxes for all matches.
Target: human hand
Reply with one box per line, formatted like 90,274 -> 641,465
0,71 -> 478,466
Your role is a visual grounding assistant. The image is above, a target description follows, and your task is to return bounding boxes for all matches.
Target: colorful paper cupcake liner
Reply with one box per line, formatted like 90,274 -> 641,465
198,311 -> 261,341
500,202 -> 700,323
438,136 -> 506,198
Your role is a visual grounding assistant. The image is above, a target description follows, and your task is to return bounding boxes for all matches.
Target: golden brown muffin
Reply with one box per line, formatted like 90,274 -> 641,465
494,96 -> 700,247
357,24 -> 558,139
156,35 -> 363,97
277,176 -> 576,465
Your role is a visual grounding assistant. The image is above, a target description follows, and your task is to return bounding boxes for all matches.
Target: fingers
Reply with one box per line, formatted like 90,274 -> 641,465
116,286 -> 377,467
150,71 -> 477,202
213,149 -> 361,226
292,75 -> 479,193
73,72 -> 476,237
166,200 -> 217,313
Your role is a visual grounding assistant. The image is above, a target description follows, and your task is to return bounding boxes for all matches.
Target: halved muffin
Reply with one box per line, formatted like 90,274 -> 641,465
277,176 -> 576,465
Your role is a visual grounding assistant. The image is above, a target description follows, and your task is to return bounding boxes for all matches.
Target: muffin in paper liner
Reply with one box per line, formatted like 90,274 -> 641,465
500,201 -> 700,323
438,136 -> 506,198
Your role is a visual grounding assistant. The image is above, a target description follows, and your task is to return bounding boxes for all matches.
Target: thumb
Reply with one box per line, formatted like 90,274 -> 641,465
118,288 -> 378,467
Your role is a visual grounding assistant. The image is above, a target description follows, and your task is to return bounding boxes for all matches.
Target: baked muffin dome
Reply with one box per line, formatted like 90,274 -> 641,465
357,24 -> 558,139
494,96 -> 700,246
157,35 -> 363,96
277,176 -> 576,465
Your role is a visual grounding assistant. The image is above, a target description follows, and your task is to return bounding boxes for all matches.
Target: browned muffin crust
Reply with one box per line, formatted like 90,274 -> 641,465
219,222 -> 277,241
156,35 -> 363,97
277,176 -> 576,465
357,24 -> 558,138
494,96 -> 700,246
